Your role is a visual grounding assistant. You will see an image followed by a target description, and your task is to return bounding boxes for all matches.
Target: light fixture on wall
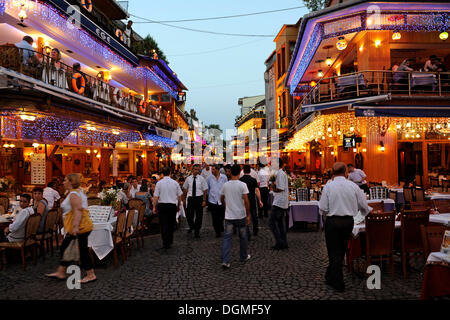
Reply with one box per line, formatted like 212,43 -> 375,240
392,31 -> 401,40
374,39 -> 382,48
439,31 -> 448,41
317,70 -> 324,77
20,114 -> 36,121
336,37 -> 347,51
380,141 -> 385,152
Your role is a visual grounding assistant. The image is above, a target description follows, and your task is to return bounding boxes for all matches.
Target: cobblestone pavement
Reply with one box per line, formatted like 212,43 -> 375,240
0,211 -> 430,300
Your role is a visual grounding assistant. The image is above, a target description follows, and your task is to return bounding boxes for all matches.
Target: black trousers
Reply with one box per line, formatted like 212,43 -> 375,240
187,196 -> 204,235
60,232 -> 92,271
208,202 -> 225,235
249,205 -> 258,235
259,187 -> 269,217
324,216 -> 354,288
158,203 -> 177,249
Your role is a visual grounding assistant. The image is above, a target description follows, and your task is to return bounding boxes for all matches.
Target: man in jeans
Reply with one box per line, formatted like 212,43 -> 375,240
220,164 -> 251,269
207,164 -> 228,238
269,158 -> 289,250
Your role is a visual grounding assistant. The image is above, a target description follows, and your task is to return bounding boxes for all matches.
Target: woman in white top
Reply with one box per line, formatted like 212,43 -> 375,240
46,173 -> 96,283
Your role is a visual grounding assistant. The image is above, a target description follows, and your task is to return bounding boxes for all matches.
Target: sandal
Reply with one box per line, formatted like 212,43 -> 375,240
45,273 -> 68,280
79,276 -> 97,284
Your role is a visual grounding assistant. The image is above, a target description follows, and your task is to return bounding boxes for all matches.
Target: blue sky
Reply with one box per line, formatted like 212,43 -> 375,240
128,0 -> 309,131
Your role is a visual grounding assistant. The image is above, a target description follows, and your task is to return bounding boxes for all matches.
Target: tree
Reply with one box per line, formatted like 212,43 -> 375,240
206,124 -> 222,132
302,0 -> 327,12
133,35 -> 169,64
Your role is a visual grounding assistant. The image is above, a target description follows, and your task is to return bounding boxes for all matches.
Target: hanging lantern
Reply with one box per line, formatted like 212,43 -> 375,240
318,70 -> 324,77
325,57 -> 332,67
336,37 -> 347,51
18,9 -> 27,22
439,31 -> 448,41
310,81 -> 317,87
392,31 -> 401,40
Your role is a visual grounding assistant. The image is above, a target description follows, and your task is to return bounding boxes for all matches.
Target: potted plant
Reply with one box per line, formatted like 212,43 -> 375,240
98,188 -> 118,206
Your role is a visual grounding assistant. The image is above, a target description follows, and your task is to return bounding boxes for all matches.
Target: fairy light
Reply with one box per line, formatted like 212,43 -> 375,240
32,143 -> 39,148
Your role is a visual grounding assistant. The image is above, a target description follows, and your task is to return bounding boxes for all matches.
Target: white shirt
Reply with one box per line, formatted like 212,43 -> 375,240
15,40 -> 35,65
348,169 -> 367,186
220,180 -> 249,220
207,174 -> 228,205
129,184 -> 141,199
272,169 -> 289,209
258,167 -> 270,188
7,206 -> 34,242
201,168 -> 212,181
319,176 -> 371,217
154,176 -> 182,205
239,168 -> 260,184
43,187 -> 60,210
61,190 -> 88,215
183,175 -> 208,198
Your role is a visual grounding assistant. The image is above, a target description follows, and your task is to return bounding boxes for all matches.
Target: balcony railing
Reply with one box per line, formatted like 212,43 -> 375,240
0,45 -> 175,128
299,70 -> 450,107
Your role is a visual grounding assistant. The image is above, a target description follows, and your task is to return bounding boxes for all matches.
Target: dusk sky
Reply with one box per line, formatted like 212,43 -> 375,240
128,0 -> 309,131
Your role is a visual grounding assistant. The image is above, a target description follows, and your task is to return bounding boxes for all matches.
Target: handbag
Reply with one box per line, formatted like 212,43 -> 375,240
61,237 -> 80,263
63,208 -> 93,235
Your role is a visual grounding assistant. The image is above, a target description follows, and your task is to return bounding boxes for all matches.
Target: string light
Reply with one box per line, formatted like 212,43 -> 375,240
440,31 -> 448,41
392,31 -> 401,40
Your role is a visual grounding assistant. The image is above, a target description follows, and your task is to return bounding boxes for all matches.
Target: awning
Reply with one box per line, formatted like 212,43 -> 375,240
354,105 -> 450,118
301,95 -> 390,113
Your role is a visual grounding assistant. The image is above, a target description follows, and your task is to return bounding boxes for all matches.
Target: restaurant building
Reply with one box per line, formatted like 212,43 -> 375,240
285,0 -> 450,187
0,0 -> 188,188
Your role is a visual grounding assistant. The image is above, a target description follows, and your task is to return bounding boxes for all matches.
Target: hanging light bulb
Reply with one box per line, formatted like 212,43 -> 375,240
439,31 -> 449,41
336,37 -> 347,51
350,126 -> 355,132
86,149 -> 91,154
325,57 -> 332,67
32,143 -> 39,148
18,9 -> 27,22
327,126 -> 332,132
318,70 -> 324,77
392,31 -> 401,40
396,124 -> 401,129
96,154 -> 101,159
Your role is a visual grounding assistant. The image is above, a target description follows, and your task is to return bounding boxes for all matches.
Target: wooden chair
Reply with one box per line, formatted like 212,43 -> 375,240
432,199 -> 450,213
443,180 -> 450,192
35,209 -> 59,259
415,188 -> 426,202
123,209 -> 136,259
0,197 -> 9,212
420,225 -> 447,260
410,201 -> 433,210
0,205 -> 6,215
369,187 -> 388,200
369,201 -> 385,213
400,209 -> 430,279
128,199 -> 146,250
403,187 -> 415,208
112,211 -> 127,268
0,214 -> 41,270
365,211 -> 396,279
87,197 -> 102,206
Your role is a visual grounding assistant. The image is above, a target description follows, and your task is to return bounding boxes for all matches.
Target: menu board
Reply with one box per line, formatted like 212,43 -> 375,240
31,153 -> 46,185
112,149 -> 118,177
88,205 -> 114,223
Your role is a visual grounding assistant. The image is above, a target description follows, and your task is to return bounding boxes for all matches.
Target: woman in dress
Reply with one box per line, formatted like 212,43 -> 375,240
45,173 -> 96,283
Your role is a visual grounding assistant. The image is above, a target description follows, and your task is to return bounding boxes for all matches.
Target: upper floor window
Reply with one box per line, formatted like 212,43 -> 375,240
281,46 -> 286,75
161,94 -> 171,102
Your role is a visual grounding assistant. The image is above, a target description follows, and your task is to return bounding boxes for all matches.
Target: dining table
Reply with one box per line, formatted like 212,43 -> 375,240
367,199 -> 396,212
428,193 -> 450,200
411,73 -> 437,91
420,252 -> 450,300
288,200 -> 322,230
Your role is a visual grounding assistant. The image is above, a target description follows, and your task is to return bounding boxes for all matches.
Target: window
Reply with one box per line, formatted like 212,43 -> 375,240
281,46 -> 286,75
150,95 -> 160,102
161,94 -> 171,102
277,51 -> 282,79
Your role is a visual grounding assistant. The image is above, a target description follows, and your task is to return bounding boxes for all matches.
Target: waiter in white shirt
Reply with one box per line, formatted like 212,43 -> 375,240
319,162 -> 371,292
207,164 -> 228,238
43,181 -> 60,210
153,167 -> 183,250
201,163 -> 212,181
257,162 -> 270,218
269,158 -> 289,250
183,164 -> 208,238
347,164 -> 369,194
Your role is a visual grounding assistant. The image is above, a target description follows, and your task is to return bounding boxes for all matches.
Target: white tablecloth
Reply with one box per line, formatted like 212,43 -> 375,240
430,213 -> 450,226
429,193 -> 450,200
88,217 -> 117,260
352,220 -> 401,237
427,252 -> 450,264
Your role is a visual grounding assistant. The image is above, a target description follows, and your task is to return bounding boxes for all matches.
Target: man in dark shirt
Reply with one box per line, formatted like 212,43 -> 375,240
240,165 -> 263,239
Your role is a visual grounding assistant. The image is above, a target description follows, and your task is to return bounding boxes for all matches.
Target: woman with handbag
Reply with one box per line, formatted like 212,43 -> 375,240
45,173 -> 96,283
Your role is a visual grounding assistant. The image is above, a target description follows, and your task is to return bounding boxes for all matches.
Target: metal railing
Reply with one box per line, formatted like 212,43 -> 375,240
300,69 -> 450,106
0,45 -> 175,128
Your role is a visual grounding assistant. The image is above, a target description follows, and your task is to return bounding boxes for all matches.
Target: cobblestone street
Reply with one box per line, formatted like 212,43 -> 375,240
0,210 -> 429,300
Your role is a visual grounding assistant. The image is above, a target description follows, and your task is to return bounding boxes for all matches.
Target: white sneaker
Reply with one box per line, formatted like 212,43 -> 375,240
242,254 -> 251,262
221,262 -> 230,269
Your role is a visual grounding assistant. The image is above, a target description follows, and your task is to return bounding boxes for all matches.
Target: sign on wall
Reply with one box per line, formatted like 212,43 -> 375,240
31,153 -> 46,185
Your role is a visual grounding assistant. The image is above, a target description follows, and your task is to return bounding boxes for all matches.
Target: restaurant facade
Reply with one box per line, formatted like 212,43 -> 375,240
285,0 -> 450,188
0,0 -> 188,189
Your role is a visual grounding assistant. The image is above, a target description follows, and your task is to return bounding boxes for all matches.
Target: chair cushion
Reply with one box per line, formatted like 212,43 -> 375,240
0,241 -> 24,248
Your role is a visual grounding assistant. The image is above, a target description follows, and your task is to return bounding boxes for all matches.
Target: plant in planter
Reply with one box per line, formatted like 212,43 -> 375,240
293,177 -> 304,190
98,188 -> 118,206
0,176 -> 14,193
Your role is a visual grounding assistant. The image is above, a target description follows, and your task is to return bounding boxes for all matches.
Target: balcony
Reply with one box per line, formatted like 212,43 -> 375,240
298,70 -> 450,112
0,45 -> 175,129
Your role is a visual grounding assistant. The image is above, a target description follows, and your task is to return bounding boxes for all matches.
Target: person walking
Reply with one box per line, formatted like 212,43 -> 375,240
207,164 -> 228,238
220,164 -> 251,269
153,167 -> 183,251
319,162 -> 371,292
257,163 -> 270,218
46,173 -> 95,283
183,164 -> 208,238
269,158 -> 289,250
43,181 -> 60,210
240,165 -> 263,238
347,164 -> 369,194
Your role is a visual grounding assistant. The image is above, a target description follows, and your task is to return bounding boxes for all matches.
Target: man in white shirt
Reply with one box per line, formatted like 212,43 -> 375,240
347,164 -> 369,194
220,164 -> 250,269
129,176 -> 141,199
153,167 -> 183,250
269,158 -> 289,250
207,164 -> 228,238
183,164 -> 208,238
2,194 -> 34,242
257,163 -> 270,218
15,36 -> 37,66
43,181 -> 60,210
319,162 -> 371,292
201,163 -> 212,181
